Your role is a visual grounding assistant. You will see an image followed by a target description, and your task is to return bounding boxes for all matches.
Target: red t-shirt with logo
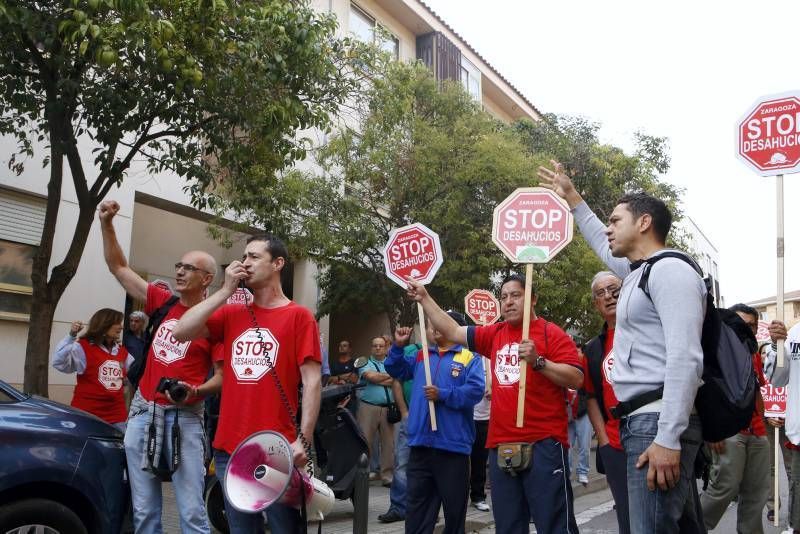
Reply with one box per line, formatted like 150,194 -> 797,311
138,284 -> 220,404
72,339 -> 128,423
206,301 -> 321,454
582,328 -> 622,450
468,317 -> 581,448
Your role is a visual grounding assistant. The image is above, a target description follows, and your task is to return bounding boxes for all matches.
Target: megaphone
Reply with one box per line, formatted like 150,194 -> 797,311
223,430 -> 335,521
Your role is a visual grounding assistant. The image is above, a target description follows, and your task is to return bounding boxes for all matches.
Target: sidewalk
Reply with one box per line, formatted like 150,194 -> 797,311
159,450 -> 607,533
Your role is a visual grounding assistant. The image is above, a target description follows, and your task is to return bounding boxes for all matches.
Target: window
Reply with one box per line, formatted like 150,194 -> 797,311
349,4 -> 399,60
0,239 -> 35,320
0,189 -> 45,321
460,55 -> 481,102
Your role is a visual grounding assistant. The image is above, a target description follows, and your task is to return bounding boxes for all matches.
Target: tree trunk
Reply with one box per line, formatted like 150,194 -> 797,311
22,298 -> 57,395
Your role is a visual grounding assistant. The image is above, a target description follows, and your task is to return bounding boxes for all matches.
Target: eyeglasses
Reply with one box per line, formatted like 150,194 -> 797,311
593,286 -> 621,299
175,262 -> 209,274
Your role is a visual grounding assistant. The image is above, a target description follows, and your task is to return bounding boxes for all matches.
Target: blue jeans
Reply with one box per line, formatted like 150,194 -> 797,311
388,417 -> 410,516
214,450 -> 301,534
568,414 -> 591,478
621,413 -> 704,534
124,408 -> 210,534
489,439 -> 579,534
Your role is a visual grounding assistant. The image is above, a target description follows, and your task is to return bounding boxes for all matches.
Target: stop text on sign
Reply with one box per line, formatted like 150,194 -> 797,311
736,91 -> 800,176
464,289 -> 500,325
383,223 -> 443,288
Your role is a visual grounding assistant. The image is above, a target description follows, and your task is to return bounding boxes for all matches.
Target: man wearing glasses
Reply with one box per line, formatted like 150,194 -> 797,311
99,200 -> 222,533
583,271 -> 630,534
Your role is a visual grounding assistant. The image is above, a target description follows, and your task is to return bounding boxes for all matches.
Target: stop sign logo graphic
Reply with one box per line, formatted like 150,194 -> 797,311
464,289 -> 500,325
492,187 -> 573,263
383,223 -> 443,288
737,92 -> 800,176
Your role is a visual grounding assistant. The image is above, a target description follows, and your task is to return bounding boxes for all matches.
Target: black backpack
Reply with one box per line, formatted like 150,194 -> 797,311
127,295 -> 179,391
638,252 -> 756,443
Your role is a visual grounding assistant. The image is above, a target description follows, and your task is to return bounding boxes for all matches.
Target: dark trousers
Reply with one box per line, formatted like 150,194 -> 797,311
598,443 -> 631,534
406,446 -> 469,534
489,439 -> 579,534
469,419 -> 489,503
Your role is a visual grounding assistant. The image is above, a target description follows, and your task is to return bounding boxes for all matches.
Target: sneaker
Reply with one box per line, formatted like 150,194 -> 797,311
368,471 -> 379,481
578,474 -> 589,486
378,510 -> 405,523
473,501 -> 490,512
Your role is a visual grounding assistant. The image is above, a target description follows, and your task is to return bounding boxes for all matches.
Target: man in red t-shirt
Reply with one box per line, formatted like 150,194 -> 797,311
407,273 -> 582,534
700,303 -> 770,533
582,271 -> 629,534
100,200 -> 222,533
174,233 -> 322,533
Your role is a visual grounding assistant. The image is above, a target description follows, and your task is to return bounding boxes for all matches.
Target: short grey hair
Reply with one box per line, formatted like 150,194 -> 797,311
590,271 -> 621,292
129,311 -> 147,322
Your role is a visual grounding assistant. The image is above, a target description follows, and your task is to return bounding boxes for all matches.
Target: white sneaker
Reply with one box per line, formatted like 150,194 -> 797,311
578,474 -> 589,485
473,501 -> 490,512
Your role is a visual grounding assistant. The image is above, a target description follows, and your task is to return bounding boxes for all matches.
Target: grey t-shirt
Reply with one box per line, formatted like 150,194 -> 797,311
573,201 -> 705,450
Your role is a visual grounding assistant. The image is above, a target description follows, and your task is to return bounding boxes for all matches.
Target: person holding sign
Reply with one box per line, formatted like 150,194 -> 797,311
766,321 -> 800,532
700,304 -> 770,533
538,162 -> 706,534
406,274 -> 582,534
385,311 -> 484,534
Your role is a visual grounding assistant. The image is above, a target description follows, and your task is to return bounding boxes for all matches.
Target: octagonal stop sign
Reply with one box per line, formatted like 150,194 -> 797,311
383,223 -> 443,288
464,289 -> 500,325
737,92 -> 800,176
492,187 -> 573,263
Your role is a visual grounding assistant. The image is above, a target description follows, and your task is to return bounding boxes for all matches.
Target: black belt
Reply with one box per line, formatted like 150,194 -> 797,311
610,386 -> 664,419
361,400 -> 389,407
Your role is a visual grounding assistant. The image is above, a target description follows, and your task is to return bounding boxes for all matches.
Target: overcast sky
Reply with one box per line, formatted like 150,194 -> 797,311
424,0 -> 799,307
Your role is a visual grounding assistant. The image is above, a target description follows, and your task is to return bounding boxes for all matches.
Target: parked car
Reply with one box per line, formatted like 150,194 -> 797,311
0,379 -> 127,533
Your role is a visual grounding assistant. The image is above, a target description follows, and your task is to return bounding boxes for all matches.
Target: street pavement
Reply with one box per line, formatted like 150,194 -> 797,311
158,443 -> 792,533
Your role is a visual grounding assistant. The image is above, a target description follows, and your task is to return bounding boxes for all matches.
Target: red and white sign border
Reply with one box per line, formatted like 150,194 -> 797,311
382,222 -> 444,288
736,90 -> 800,177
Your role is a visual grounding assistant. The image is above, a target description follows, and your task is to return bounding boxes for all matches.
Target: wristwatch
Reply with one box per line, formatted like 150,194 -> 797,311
532,355 -> 546,371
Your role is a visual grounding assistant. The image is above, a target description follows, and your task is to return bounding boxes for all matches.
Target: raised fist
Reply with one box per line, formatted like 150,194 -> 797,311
98,200 -> 120,223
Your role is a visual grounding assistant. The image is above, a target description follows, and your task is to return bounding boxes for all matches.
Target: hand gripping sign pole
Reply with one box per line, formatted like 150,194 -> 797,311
492,187 -> 573,427
736,91 -> 800,367
383,223 -> 444,431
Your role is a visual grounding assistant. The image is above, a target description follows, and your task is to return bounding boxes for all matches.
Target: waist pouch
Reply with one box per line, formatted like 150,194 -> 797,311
497,442 -> 533,475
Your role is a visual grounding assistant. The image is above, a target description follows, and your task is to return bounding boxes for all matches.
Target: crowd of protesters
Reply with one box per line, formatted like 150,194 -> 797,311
48,160 -> 800,534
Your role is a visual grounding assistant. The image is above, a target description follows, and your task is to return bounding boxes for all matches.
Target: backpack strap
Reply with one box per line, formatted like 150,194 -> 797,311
637,251 -> 705,300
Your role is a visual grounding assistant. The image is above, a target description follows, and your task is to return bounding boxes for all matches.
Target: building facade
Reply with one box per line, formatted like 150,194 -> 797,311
0,0 -> 540,399
747,289 -> 800,331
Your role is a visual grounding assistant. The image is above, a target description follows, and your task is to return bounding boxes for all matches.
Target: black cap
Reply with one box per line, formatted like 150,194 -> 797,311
446,310 -> 468,327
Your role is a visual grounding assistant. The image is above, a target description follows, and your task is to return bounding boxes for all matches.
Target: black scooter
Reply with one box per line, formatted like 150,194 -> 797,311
204,359 -> 371,533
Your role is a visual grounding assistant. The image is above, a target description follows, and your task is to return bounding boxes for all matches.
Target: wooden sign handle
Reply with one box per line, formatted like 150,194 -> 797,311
516,263 -> 534,427
417,301 -> 437,431
777,174 -> 785,368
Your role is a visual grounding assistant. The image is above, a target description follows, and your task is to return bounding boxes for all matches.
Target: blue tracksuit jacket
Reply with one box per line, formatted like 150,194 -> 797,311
385,343 -> 485,455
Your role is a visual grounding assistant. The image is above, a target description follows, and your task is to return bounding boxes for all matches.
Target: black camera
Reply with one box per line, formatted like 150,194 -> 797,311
156,377 -> 189,403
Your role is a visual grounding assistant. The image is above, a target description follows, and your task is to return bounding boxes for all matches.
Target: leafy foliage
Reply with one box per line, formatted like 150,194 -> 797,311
0,0 -> 369,393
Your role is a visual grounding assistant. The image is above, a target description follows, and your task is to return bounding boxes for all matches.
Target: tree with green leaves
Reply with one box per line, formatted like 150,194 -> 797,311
513,115 -> 684,338
0,0 -> 370,394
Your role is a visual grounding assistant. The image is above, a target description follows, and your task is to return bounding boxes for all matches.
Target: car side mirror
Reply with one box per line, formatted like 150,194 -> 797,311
353,356 -> 369,369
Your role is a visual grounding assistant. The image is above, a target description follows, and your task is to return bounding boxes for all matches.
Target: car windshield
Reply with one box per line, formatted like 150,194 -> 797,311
0,390 -> 16,402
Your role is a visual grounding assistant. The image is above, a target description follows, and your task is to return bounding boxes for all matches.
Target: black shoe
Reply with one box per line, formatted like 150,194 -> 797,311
378,510 -> 405,523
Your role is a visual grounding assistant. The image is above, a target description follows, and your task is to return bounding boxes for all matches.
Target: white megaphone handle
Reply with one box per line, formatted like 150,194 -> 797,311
253,464 -> 335,521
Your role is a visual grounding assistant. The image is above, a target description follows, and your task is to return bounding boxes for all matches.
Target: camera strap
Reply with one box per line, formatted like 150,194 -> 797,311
146,399 -> 181,480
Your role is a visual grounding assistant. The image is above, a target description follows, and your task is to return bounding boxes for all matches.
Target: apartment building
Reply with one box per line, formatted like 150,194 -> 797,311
0,0 -> 540,399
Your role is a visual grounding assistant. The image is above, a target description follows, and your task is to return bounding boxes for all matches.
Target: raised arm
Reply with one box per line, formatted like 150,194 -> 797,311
98,200 -> 148,302
537,161 -> 630,278
405,278 -> 468,346
52,321 -> 87,374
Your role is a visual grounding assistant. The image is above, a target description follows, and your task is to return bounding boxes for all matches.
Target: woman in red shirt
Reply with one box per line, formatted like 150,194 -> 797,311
52,308 -> 133,431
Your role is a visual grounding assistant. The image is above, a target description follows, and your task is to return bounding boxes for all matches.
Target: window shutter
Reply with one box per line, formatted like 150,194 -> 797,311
0,189 -> 46,246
